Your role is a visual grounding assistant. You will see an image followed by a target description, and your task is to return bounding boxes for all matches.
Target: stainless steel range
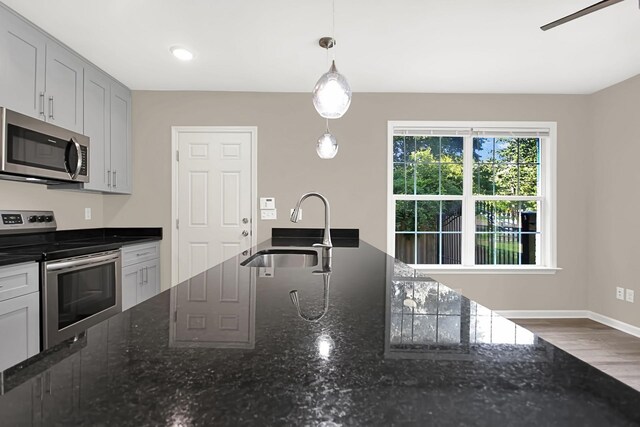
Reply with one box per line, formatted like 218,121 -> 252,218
0,210 -> 122,349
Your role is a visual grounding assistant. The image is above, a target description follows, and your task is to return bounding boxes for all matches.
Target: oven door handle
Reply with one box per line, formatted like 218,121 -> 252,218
46,252 -> 120,271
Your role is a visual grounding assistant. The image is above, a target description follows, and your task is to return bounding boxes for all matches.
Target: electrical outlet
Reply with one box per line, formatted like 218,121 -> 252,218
261,209 -> 277,220
626,289 -> 635,303
258,267 -> 274,278
616,287 -> 625,300
84,207 -> 91,220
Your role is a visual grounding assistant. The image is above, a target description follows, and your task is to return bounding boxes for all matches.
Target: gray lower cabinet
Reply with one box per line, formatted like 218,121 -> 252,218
0,4 -> 84,132
83,66 -> 132,194
121,242 -> 161,311
0,311 -> 134,426
40,351 -> 81,422
0,262 -> 40,372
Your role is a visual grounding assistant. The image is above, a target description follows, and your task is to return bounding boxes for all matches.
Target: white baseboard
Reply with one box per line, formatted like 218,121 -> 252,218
497,310 -> 640,339
588,312 -> 640,339
496,310 -> 589,319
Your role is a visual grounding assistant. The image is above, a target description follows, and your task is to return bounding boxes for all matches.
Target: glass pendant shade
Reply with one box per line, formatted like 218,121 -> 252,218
312,60 -> 352,119
316,132 -> 338,159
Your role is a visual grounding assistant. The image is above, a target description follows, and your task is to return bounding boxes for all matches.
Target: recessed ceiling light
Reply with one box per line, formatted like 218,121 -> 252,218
170,46 -> 194,61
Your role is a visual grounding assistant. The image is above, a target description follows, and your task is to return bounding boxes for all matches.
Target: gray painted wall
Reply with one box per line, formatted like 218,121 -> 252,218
2,80 -> 637,328
588,74 -> 640,328
107,90 -> 592,319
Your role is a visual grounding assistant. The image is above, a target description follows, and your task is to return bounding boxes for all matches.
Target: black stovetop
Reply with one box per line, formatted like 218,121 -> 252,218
0,228 -> 162,264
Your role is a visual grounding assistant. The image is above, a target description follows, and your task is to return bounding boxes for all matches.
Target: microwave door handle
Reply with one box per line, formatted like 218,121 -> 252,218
68,137 -> 82,179
46,253 -> 120,271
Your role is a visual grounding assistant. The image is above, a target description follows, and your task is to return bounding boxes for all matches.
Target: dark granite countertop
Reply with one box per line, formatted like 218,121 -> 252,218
0,227 -> 162,265
0,239 -> 639,426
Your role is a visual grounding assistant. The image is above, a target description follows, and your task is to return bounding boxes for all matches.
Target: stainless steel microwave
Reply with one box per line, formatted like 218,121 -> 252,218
0,107 -> 89,183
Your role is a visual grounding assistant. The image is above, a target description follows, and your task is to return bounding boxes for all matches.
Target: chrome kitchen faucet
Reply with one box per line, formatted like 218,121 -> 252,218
290,192 -> 332,249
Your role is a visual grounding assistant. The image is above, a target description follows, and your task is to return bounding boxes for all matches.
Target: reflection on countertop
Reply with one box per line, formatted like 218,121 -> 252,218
387,262 -> 538,361
0,239 -> 639,426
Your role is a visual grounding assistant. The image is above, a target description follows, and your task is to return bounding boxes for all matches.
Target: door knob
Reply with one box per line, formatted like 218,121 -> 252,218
242,230 -> 249,237
242,218 -> 249,224
242,250 -> 248,256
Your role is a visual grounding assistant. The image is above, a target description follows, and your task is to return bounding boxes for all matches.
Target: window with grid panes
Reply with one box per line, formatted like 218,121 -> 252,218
388,122 -> 556,270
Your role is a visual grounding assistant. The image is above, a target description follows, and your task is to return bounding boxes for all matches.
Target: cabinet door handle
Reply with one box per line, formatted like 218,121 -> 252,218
35,376 -> 42,400
48,96 -> 54,119
45,371 -> 52,395
113,170 -> 117,188
39,92 -> 45,117
107,170 -> 111,187
138,269 -> 143,285
144,267 -> 149,283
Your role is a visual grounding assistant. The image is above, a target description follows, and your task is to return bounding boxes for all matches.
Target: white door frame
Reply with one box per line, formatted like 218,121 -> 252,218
170,126 -> 258,286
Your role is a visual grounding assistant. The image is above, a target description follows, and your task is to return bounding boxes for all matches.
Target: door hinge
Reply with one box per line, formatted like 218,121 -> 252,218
174,311 -> 178,322
176,218 -> 179,229
176,150 -> 179,161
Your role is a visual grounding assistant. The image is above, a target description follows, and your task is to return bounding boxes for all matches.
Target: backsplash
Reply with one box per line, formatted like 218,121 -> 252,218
0,180 -> 104,229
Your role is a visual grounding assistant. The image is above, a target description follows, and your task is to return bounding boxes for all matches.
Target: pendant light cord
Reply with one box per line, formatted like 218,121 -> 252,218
332,0 -> 336,61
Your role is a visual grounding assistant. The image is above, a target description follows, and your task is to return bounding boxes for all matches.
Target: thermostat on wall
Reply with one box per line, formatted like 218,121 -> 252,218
260,197 -> 276,210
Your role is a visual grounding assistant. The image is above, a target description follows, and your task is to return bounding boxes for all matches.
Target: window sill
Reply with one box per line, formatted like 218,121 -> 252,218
409,265 -> 562,275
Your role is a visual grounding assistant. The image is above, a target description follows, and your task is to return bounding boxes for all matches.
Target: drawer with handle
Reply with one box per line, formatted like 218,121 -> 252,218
122,242 -> 160,266
0,262 -> 39,303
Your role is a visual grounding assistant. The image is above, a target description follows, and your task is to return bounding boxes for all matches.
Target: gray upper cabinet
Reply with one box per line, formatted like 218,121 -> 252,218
0,3 -> 133,194
0,5 -> 83,132
45,42 -> 84,133
83,66 -> 111,192
83,67 -> 132,194
0,6 -> 46,119
109,82 -> 132,194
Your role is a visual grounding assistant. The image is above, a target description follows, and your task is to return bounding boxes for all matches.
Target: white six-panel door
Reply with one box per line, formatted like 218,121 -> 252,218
171,127 -> 256,347
173,127 -> 256,284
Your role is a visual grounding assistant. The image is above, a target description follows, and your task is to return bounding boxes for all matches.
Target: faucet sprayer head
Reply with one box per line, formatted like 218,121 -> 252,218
289,290 -> 300,307
290,207 -> 301,223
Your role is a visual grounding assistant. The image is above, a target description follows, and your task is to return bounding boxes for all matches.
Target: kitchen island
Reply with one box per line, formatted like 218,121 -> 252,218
0,239 -> 639,426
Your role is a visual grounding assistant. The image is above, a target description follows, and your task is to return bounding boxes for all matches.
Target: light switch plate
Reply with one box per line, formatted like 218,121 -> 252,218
261,209 -> 277,220
260,197 -> 276,209
84,207 -> 91,220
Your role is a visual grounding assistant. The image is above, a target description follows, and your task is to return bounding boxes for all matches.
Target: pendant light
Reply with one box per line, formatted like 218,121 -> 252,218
316,119 -> 338,159
312,0 -> 351,119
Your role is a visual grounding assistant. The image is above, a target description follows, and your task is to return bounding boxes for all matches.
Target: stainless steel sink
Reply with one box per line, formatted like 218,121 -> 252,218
241,249 -> 318,268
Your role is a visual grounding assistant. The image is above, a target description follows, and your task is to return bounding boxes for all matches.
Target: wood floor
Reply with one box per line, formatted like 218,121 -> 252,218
513,318 -> 640,392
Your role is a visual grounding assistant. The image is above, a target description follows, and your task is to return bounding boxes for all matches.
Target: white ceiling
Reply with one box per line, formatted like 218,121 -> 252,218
3,0 -> 640,94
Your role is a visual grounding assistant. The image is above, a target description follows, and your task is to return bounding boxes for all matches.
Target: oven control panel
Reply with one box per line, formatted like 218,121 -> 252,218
0,210 -> 57,234
2,213 -> 23,225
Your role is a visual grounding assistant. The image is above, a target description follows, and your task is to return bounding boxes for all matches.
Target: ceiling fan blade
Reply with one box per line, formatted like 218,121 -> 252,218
541,0 -> 625,31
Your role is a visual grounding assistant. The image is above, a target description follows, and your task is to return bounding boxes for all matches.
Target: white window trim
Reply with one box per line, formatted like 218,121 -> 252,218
387,120 -> 558,273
